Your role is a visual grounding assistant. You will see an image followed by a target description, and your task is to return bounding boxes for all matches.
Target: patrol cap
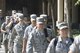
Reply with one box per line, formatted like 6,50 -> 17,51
16,13 -> 22,17
6,16 -> 10,20
40,14 -> 47,20
36,17 -> 44,24
17,13 -> 24,19
58,22 -> 68,30
30,14 -> 37,21
12,10 -> 16,14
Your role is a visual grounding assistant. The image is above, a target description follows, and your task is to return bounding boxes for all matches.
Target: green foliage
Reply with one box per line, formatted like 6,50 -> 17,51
75,0 -> 80,5
71,29 -> 80,37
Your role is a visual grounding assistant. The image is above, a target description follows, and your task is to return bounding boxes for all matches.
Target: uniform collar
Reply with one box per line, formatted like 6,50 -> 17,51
31,24 -> 35,27
58,36 -> 70,44
19,22 -> 24,25
58,36 -> 62,42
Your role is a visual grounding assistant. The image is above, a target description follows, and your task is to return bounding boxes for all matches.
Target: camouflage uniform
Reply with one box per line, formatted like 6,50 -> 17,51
27,27 -> 53,53
23,24 -> 35,40
22,14 -> 37,53
23,14 -> 37,40
69,35 -> 80,53
1,22 -> 10,53
27,17 -> 53,53
11,13 -> 27,53
8,15 -> 18,53
11,23 -> 27,53
46,36 -> 73,53
46,22 -> 73,53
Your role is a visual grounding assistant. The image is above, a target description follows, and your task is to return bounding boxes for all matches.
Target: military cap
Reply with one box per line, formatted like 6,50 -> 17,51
16,13 -> 21,17
12,10 -> 16,14
30,14 -> 37,20
17,13 -> 24,19
6,16 -> 10,20
57,22 -> 68,30
36,17 -> 44,24
40,14 -> 47,20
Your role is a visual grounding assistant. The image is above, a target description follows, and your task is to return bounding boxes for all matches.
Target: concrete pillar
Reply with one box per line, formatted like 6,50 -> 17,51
0,0 -> 5,17
64,0 -> 68,22
72,0 -> 78,23
57,0 -> 64,22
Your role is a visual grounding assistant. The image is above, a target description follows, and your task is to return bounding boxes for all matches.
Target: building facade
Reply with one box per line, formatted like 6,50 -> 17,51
0,0 -> 80,25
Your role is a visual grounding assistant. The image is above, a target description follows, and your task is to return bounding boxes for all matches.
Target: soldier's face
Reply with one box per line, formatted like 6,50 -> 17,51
23,18 -> 30,24
31,20 -> 36,25
36,23 -> 44,29
59,28 -> 68,37
19,18 -> 24,22
12,10 -> 16,15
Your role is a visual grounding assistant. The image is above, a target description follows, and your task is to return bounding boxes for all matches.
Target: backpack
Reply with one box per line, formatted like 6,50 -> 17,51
44,28 -> 48,37
44,28 -> 51,43
54,37 -> 74,48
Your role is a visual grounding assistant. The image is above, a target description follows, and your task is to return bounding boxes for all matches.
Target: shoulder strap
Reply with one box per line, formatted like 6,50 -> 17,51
54,37 -> 58,48
70,37 -> 74,43
44,28 -> 48,37
54,37 -> 74,50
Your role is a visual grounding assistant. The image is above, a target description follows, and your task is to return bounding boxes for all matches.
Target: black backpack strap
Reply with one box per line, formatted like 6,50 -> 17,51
44,28 -> 48,37
70,37 -> 74,43
54,37 -> 74,48
54,37 -> 58,48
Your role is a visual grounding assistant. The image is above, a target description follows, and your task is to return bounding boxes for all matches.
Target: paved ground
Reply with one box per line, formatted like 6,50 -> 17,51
0,45 -> 5,53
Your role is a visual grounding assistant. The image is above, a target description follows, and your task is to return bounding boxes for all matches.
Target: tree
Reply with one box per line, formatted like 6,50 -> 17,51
51,0 -> 57,35
75,0 -> 80,5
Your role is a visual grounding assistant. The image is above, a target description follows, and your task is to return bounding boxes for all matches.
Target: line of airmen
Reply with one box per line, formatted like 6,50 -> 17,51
0,10 -> 80,53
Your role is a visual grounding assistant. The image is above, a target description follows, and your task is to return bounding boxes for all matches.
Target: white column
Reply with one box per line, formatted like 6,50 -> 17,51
57,0 -> 64,22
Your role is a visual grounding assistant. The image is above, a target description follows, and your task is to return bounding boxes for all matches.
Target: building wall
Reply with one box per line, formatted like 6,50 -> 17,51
0,0 -> 5,17
5,0 -> 42,16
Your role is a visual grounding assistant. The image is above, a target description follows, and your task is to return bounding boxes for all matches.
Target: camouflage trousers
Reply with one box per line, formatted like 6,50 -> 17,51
0,33 -> 3,47
3,39 -> 8,53
8,39 -> 14,53
13,43 -> 23,53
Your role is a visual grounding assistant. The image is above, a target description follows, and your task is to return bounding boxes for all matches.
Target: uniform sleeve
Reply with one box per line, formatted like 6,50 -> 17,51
74,36 -> 80,44
27,32 -> 34,53
69,43 -> 77,53
1,23 -> 5,31
23,27 -> 28,39
46,38 -> 55,53
69,36 -> 80,53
